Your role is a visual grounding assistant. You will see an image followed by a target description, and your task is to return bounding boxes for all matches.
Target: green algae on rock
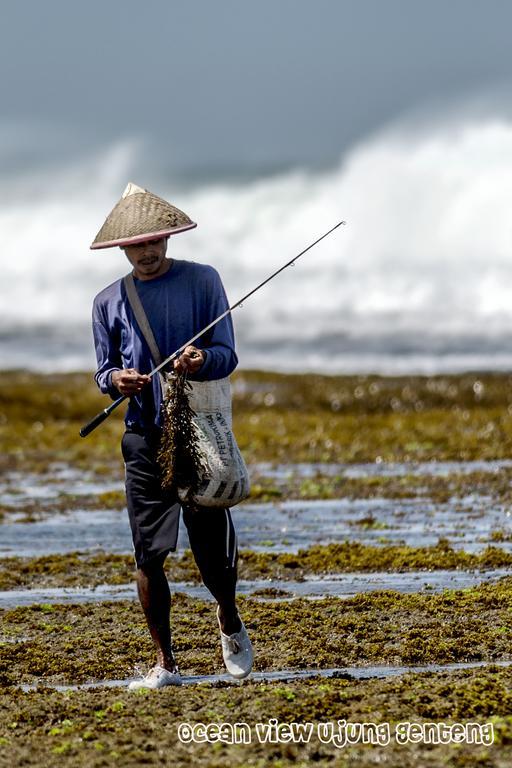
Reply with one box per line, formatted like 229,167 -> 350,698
0,542 -> 510,592
4,370 -> 512,475
0,665 -> 511,767
0,543 -> 511,591
2,580 -> 512,686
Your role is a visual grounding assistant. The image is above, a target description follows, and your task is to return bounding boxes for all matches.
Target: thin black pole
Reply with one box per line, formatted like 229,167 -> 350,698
79,220 -> 345,437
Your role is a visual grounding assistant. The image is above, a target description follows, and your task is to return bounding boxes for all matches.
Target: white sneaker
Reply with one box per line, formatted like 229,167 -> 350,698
217,606 -> 253,680
128,664 -> 182,690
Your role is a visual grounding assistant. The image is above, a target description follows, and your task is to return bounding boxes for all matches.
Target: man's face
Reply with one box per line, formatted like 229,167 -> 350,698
123,237 -> 169,280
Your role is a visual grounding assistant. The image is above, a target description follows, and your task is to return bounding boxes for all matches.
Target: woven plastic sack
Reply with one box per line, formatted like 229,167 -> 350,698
164,375 -> 250,507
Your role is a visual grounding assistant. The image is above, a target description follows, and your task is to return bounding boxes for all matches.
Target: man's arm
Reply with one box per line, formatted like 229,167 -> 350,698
191,268 -> 238,381
92,298 -> 126,399
93,297 -> 154,397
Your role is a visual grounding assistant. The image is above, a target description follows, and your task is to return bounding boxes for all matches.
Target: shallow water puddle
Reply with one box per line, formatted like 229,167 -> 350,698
254,458 -> 512,480
0,569 -> 508,608
19,659 -> 512,692
0,509 -> 132,557
236,497 -> 512,551
1,496 -> 511,557
0,465 -> 122,511
2,460 -> 512,556
3,458 -> 512,510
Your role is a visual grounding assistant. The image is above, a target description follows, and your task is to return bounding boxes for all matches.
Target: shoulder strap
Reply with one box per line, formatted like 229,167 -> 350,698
123,273 -> 163,367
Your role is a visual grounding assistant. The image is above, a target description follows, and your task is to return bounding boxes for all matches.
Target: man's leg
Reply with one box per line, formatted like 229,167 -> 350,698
182,505 -> 242,635
122,429 -> 181,673
136,552 -> 178,672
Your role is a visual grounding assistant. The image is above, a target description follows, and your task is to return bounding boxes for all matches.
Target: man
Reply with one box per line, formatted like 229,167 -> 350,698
91,182 -> 253,689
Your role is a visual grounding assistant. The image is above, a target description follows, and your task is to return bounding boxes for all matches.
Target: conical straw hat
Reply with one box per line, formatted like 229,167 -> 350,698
90,182 -> 197,249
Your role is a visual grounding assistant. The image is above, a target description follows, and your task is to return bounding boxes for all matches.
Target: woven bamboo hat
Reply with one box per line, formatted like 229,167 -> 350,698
90,182 -> 197,249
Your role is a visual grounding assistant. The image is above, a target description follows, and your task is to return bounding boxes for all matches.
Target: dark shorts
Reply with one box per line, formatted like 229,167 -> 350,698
121,428 -> 182,568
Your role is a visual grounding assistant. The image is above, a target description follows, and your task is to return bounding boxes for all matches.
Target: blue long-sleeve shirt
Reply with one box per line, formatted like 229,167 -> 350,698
92,259 -> 238,430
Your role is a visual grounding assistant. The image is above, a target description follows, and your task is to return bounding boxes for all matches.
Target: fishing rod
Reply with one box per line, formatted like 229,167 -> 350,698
80,220 -> 345,438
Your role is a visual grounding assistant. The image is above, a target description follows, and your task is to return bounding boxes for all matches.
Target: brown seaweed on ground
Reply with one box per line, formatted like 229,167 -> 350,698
157,371 -> 207,496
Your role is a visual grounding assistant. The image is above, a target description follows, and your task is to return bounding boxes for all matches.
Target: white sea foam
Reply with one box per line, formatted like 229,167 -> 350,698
2,116 -> 512,372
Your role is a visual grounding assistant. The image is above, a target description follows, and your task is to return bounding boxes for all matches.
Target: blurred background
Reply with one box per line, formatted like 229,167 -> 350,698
2,0 -> 512,375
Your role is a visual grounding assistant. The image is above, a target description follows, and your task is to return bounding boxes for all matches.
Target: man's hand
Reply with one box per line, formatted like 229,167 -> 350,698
173,346 -> 205,375
111,368 -> 151,395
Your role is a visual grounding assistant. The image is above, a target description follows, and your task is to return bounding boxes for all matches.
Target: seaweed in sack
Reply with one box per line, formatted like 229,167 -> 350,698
158,371 -> 207,499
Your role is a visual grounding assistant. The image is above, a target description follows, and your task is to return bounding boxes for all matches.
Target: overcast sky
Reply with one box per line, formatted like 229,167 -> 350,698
2,0 -> 512,176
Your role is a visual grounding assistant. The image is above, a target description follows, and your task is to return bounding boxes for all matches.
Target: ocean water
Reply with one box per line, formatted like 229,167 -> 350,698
2,115 -> 512,374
